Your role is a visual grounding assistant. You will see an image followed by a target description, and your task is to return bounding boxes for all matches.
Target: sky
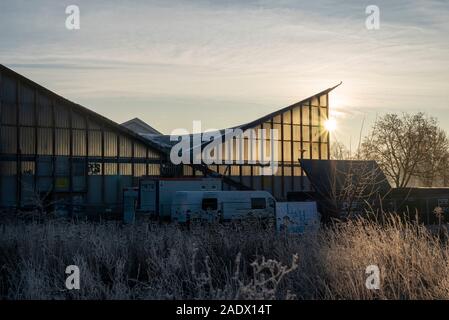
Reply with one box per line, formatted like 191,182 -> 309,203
1,0 -> 448,149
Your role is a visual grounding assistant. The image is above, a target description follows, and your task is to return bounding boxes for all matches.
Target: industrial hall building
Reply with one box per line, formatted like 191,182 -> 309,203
0,64 -> 339,215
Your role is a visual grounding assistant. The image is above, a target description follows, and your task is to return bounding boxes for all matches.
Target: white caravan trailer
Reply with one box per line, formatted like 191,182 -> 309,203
171,191 -> 276,223
139,178 -> 222,219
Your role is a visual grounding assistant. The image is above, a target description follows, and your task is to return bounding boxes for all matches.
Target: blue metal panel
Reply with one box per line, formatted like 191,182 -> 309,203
0,176 -> 16,207
274,176 -> 282,199
118,176 -> 133,204
36,157 -> 53,191
37,177 -> 52,192
72,176 -> 85,192
53,194 -> 70,217
55,157 -> 70,192
293,177 -> 304,192
241,177 -> 251,189
104,176 -> 119,205
253,176 -> 262,191
284,176 -> 293,197
21,175 -> 35,206
123,188 -> 138,224
87,176 -> 102,205
72,159 -> 86,192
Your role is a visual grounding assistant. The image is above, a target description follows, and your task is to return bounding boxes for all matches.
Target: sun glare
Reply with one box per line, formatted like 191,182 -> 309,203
324,118 -> 337,132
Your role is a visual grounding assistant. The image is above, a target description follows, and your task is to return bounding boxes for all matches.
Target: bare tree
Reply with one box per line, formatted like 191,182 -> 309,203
417,128 -> 449,187
359,113 -> 449,188
325,161 -> 390,219
330,141 -> 351,160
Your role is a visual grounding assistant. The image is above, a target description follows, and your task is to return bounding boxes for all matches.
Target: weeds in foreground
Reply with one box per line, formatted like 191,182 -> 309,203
0,214 -> 448,299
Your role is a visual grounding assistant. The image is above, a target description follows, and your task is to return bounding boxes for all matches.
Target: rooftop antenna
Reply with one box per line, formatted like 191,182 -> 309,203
357,115 -> 366,158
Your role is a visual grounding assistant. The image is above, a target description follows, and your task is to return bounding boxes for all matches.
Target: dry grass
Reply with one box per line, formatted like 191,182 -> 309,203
1,214 -> 449,300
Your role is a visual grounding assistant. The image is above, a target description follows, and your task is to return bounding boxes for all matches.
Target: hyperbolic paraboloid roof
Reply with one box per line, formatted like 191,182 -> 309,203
139,82 -> 342,154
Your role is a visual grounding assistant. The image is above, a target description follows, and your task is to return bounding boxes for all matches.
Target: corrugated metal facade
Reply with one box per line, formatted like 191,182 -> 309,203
0,64 -> 335,215
197,92 -> 331,199
0,65 -> 163,215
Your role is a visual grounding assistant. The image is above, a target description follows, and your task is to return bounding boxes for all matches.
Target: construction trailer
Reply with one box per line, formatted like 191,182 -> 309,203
170,190 -> 276,223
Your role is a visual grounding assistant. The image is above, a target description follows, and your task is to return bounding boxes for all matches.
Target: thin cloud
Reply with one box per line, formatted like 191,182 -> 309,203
0,0 -> 448,143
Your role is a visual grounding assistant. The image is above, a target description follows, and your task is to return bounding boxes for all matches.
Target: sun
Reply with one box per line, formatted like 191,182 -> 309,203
324,118 -> 337,132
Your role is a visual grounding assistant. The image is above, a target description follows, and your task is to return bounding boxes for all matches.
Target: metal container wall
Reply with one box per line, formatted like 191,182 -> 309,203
0,161 -> 16,207
0,126 -> 16,154
104,131 -> 117,157
72,130 -> 86,156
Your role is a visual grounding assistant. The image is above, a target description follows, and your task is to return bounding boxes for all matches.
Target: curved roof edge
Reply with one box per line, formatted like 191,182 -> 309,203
143,82 -> 343,154
238,81 -> 342,131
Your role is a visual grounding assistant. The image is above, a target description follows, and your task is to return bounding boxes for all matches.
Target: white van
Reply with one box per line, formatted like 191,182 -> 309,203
171,191 -> 276,223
